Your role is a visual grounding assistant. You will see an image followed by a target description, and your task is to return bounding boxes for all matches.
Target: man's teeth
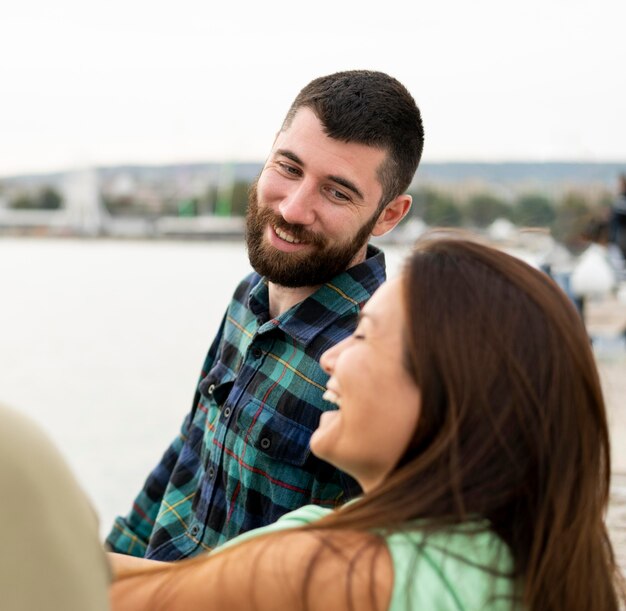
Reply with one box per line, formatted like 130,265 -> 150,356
274,225 -> 302,244
323,389 -> 341,406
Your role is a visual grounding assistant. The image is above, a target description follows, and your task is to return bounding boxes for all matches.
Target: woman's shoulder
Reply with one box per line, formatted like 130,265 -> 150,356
386,522 -> 520,611
216,507 -> 520,610
215,505 -> 334,553
275,504 -> 335,525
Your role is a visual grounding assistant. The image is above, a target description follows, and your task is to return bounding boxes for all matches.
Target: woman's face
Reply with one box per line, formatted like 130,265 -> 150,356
311,277 -> 421,492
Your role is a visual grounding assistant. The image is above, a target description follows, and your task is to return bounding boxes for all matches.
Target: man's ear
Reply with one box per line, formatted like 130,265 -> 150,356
371,194 -> 412,237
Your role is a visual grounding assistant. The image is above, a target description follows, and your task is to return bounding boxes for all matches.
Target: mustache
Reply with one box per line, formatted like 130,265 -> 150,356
256,206 -> 326,247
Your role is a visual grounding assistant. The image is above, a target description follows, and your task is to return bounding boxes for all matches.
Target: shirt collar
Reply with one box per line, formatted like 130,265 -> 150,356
248,245 -> 386,347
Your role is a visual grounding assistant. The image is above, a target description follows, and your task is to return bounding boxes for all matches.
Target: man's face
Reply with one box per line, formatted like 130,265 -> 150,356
246,108 -> 388,288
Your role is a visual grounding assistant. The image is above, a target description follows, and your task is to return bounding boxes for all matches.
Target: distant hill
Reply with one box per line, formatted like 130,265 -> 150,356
415,162 -> 625,191
2,161 -> 624,194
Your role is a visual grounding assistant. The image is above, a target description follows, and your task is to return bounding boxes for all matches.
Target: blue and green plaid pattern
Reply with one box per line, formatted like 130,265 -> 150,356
106,246 -> 386,559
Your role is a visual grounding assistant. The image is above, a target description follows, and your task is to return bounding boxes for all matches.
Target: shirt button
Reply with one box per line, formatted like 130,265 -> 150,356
207,384 -> 215,396
260,437 -> 271,450
208,466 -> 215,478
251,347 -> 263,359
223,406 -> 231,418
190,524 -> 200,537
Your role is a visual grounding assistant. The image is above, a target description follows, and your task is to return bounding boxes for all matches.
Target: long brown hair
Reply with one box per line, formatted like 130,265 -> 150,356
117,236 -> 625,610
312,235 -> 625,609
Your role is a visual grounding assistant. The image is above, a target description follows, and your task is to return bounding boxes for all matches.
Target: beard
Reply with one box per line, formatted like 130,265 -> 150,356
245,181 -> 380,288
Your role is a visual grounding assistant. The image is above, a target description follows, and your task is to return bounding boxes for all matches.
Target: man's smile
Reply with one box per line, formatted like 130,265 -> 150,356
273,224 -> 304,245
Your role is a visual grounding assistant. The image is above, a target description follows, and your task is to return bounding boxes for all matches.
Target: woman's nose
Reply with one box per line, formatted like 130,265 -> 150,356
320,337 -> 348,374
320,345 -> 337,375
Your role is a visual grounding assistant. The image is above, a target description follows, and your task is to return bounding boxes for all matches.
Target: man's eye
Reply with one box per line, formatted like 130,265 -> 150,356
326,187 -> 350,202
278,162 -> 301,176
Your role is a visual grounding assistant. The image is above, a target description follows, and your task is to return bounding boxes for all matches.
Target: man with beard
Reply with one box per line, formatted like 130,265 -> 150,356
107,70 -> 424,561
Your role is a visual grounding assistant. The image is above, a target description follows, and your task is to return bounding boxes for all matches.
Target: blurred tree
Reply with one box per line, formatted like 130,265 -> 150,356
513,193 -> 555,227
230,180 -> 251,217
581,192 -> 613,244
38,187 -> 62,210
198,185 -> 218,215
552,192 -> 592,251
597,190 -> 615,209
9,193 -> 38,209
10,187 -> 62,210
177,198 -> 197,217
410,187 -> 463,226
465,193 -> 510,228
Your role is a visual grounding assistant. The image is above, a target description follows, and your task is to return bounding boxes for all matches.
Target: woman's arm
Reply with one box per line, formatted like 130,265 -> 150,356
110,529 -> 393,611
107,552 -> 169,579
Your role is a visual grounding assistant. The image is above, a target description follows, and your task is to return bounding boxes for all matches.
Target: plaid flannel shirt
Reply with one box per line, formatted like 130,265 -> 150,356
106,245 -> 386,559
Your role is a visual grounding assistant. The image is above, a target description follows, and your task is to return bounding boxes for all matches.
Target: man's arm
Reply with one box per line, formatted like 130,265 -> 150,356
105,414 -> 192,557
105,313 -> 228,557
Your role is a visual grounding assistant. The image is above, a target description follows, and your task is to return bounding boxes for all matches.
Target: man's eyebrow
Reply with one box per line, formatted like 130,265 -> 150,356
274,149 -> 364,201
275,149 -> 304,165
327,175 -> 363,201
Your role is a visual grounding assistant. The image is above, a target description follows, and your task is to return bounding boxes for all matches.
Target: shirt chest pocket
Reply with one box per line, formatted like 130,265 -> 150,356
235,398 -> 314,468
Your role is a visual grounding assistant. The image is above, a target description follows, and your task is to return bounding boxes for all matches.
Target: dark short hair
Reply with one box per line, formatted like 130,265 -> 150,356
282,70 -> 424,211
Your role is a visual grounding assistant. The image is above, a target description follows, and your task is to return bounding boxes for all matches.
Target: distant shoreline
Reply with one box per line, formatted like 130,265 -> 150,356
3,160 -> 626,190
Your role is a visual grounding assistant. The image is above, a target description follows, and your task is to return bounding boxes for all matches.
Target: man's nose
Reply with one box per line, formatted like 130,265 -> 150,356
278,182 -> 316,226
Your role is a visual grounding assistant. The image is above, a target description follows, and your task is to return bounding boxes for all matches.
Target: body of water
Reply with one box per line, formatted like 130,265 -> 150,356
0,237 -> 408,535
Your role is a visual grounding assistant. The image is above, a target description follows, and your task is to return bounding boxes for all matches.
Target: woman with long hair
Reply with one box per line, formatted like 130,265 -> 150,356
111,236 -> 625,610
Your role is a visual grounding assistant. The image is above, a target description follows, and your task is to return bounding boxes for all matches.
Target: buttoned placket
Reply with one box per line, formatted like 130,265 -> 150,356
189,328 -> 271,549
184,381 -> 219,549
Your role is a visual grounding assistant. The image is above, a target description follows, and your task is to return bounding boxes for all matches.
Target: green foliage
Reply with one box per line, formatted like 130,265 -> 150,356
596,190 -> 615,210
9,187 -> 63,210
410,187 -> 463,226
230,180 -> 252,217
39,187 -> 62,210
198,185 -> 218,215
465,193 -> 510,228
513,194 -> 555,227
177,198 -> 197,217
212,181 -> 251,217
10,193 -> 37,209
551,192 -> 592,250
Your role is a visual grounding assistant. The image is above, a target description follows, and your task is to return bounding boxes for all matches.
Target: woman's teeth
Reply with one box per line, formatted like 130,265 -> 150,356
274,225 -> 302,244
323,389 -> 341,406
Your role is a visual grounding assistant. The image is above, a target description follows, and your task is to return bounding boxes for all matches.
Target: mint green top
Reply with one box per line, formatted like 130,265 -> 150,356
218,504 -> 520,610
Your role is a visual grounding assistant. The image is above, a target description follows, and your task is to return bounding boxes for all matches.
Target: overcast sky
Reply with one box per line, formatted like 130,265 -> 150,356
1,0 -> 624,177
